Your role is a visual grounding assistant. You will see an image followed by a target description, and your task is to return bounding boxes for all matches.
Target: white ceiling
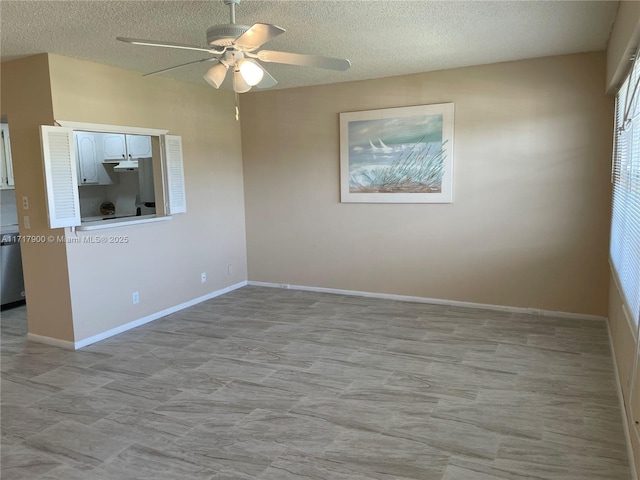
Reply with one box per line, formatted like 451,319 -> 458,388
1,0 -> 619,91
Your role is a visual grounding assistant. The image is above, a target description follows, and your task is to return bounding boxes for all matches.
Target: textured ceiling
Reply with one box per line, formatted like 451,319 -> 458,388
1,0 -> 618,91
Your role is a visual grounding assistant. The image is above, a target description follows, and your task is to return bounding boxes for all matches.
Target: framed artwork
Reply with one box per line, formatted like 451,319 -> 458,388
340,103 -> 454,203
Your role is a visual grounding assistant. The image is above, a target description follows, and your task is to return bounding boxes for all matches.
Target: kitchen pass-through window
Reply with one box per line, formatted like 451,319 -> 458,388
40,122 -> 186,229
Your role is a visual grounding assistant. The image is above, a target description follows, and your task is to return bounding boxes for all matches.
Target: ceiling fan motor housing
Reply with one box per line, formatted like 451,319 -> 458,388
207,24 -> 250,47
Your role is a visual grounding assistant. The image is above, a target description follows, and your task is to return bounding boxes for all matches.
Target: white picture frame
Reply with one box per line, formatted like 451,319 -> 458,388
340,103 -> 454,203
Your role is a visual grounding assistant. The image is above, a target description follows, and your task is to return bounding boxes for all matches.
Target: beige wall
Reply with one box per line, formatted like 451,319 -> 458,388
1,55 -> 75,341
47,54 -> 248,341
609,277 -> 640,475
2,53 -> 248,342
606,1 -> 640,92
241,52 -> 613,317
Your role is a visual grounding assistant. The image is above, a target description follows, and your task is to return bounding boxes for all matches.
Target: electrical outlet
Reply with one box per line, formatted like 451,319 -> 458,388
201,272 -> 206,283
227,264 -> 232,276
23,216 -> 30,230
22,196 -> 29,210
132,291 -> 139,304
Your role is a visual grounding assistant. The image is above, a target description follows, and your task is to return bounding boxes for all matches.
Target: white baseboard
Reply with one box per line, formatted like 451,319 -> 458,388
28,281 -> 248,350
28,279 -> 606,350
247,281 -> 607,322
26,333 -> 75,350
606,319 -> 639,480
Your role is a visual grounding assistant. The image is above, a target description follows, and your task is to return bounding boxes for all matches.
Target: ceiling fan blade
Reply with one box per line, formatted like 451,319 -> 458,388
257,50 -> 351,71
256,65 -> 277,89
233,23 -> 285,50
144,58 -> 217,77
117,37 -> 214,54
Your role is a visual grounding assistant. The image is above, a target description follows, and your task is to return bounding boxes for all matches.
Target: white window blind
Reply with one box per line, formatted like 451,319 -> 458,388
612,56 -> 640,325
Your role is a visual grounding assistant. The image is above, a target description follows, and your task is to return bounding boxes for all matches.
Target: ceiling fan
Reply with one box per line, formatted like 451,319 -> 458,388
117,0 -> 351,94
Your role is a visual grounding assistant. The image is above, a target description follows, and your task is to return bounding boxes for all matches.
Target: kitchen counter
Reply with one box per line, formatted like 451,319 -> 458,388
82,215 -> 138,223
77,214 -> 170,231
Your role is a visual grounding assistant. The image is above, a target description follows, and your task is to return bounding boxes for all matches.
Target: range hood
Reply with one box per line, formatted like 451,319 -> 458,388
112,160 -> 138,172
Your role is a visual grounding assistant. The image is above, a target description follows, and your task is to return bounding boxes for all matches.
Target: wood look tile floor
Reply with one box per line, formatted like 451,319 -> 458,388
0,286 -> 631,479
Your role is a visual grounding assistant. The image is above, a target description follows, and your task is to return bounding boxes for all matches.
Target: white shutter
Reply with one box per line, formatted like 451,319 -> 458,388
161,135 -> 186,214
40,126 -> 81,228
0,127 -> 7,188
2,124 -> 14,187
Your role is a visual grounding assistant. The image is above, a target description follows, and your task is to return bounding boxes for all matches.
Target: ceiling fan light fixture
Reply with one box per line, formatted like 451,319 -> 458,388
237,59 -> 264,86
203,62 -> 228,88
233,70 -> 252,93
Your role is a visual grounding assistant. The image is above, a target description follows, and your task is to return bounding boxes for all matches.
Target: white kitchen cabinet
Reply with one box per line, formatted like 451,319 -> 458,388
75,132 -> 99,184
102,133 -> 127,161
74,131 -> 115,186
101,133 -> 151,161
126,134 -> 152,158
0,124 -> 15,189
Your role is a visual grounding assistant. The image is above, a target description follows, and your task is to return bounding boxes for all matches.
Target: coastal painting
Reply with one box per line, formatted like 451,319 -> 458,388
340,103 -> 454,203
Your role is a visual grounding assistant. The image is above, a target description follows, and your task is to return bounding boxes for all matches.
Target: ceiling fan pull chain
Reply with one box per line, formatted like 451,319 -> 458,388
235,91 -> 240,121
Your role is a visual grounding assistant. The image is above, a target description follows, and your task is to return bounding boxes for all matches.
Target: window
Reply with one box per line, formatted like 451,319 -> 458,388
611,55 -> 640,325
40,123 -> 186,229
